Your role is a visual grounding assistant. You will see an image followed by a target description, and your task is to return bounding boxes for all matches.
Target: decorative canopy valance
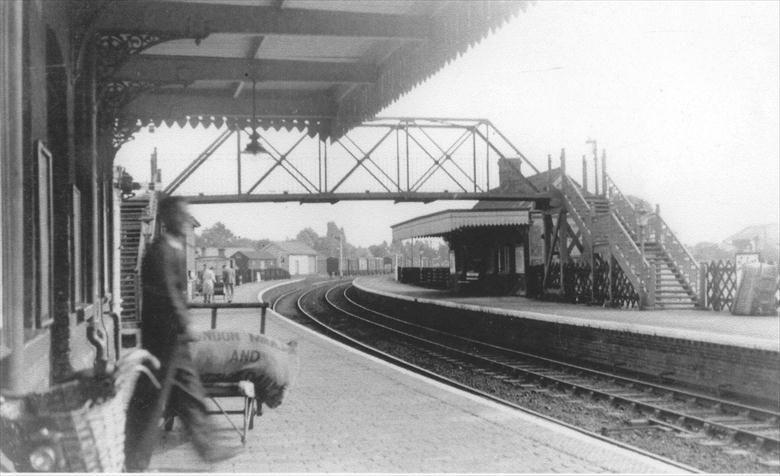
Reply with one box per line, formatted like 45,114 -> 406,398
85,0 -> 530,143
392,208 -> 530,241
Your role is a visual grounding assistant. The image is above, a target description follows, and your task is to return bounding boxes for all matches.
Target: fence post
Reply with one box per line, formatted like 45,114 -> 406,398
559,211 -> 568,291
712,261 -> 721,311
698,263 -> 707,309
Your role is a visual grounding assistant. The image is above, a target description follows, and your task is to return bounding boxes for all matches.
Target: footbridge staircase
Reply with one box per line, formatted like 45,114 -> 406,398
118,192 -> 159,346
556,165 -> 699,309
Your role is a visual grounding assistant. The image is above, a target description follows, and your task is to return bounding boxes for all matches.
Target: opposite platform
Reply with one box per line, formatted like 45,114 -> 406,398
146,282 -> 688,473
354,275 -> 780,351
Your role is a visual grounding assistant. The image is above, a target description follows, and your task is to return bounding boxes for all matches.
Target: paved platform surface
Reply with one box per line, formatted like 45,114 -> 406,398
146,281 -> 689,473
355,276 -> 780,351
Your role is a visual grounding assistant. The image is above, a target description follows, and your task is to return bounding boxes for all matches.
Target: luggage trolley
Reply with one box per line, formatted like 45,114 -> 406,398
164,302 -> 269,444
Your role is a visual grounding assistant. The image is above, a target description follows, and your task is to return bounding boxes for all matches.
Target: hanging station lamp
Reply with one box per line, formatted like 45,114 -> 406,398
243,79 -> 269,156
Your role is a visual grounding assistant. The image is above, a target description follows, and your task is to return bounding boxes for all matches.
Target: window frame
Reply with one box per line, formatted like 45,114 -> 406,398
35,140 -> 53,328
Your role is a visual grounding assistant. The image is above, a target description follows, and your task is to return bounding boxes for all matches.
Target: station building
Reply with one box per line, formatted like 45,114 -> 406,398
0,0 -> 567,396
230,249 -> 278,283
194,246 -> 249,276
392,160 -> 571,295
261,241 -> 320,276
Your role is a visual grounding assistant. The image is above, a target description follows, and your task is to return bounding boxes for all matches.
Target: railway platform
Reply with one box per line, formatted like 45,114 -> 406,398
354,275 -> 780,351
144,281 -> 688,473
352,275 -> 780,409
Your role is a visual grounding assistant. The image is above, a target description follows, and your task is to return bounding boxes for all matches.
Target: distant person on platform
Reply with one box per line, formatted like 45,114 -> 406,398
222,263 -> 236,302
125,195 -> 238,471
202,265 -> 215,303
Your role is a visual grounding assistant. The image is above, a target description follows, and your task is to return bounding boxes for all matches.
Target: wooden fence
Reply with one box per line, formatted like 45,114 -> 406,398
702,260 -> 737,312
529,254 -> 640,308
397,267 -> 450,289
700,260 -> 780,312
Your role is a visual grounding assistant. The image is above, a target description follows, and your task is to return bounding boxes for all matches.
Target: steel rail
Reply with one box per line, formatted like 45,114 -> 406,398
334,284 -> 779,451
292,282 -> 699,473
345,286 -> 778,418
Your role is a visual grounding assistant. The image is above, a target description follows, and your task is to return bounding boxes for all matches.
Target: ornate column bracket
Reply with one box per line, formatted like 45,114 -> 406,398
98,77 -> 193,154
91,30 -> 201,154
98,80 -> 157,154
95,32 -> 180,81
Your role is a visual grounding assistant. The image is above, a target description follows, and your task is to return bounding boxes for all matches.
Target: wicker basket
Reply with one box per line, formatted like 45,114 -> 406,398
22,371 -> 141,472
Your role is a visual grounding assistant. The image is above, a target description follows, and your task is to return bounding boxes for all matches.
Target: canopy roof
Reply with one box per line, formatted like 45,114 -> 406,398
392,208 -> 530,241
95,0 -> 529,140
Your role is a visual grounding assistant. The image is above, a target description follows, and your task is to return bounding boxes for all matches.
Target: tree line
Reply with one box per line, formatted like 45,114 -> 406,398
195,221 -> 449,264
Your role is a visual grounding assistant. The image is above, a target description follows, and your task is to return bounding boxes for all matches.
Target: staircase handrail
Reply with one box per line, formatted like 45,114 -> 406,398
605,174 -> 638,235
649,214 -> 699,295
560,175 -> 594,242
608,211 -> 652,295
134,193 -> 159,321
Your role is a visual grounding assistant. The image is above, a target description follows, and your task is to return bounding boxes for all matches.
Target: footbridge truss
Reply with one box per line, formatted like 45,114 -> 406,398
161,118 -> 551,204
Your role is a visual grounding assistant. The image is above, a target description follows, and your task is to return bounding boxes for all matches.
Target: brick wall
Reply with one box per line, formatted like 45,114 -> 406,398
353,288 -> 780,407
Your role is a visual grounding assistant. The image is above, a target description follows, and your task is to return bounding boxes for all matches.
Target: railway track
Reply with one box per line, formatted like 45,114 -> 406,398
265,280 -> 780,471
330,285 -> 780,454
300,284 -> 780,451
277,281 -> 696,472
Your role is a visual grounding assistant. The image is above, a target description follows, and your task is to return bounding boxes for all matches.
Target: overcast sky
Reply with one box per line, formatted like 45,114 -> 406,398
116,1 -> 780,247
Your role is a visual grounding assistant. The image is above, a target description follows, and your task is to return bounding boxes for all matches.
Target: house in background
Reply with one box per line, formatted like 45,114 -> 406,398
262,241 -> 319,276
231,249 -> 278,283
722,224 -> 780,262
194,247 -> 252,278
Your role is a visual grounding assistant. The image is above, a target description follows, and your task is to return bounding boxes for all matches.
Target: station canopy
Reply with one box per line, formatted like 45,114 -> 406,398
101,0 -> 529,140
392,208 -> 530,241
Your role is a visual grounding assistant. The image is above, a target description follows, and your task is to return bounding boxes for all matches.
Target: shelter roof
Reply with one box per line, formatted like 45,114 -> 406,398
392,208 -> 530,241
232,249 -> 277,260
90,0 -> 529,139
266,240 -> 318,255
197,246 -> 254,257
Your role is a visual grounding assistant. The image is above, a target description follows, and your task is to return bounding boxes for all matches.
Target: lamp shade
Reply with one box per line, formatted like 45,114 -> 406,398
243,130 -> 268,156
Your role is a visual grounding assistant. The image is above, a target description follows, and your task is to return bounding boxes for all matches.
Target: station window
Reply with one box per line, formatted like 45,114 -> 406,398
497,245 -> 512,275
